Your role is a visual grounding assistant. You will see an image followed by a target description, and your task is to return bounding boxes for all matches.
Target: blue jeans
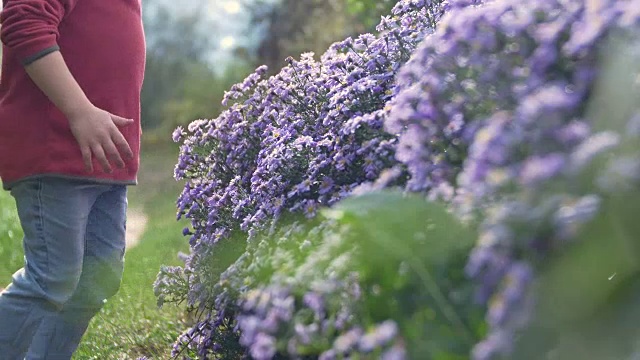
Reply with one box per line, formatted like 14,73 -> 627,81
0,178 -> 127,359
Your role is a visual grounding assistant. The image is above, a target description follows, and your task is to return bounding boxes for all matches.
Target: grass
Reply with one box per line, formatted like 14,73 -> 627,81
0,187 -> 24,283
0,140 -> 200,359
74,142 -> 192,359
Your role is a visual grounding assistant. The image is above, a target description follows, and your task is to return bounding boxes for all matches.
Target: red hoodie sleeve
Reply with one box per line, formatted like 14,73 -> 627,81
0,0 -> 79,65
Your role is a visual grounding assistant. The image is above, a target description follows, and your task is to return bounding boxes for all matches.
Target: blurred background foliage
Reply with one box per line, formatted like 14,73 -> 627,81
242,0 -> 395,75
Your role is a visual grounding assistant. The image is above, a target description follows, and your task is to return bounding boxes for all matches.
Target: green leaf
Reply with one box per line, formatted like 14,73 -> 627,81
324,191 -> 483,357
324,190 -> 474,262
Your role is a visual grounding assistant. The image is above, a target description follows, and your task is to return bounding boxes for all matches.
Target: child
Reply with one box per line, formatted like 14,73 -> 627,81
0,0 -> 145,358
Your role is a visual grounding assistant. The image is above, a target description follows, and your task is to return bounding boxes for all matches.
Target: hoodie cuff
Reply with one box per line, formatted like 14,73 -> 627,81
21,45 -> 61,65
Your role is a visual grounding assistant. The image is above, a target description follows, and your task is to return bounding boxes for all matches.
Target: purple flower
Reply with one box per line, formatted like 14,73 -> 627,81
381,344 -> 407,360
294,322 -> 319,345
555,121 -> 590,145
333,327 -> 363,353
250,333 -> 277,360
597,157 -> 640,192
238,315 -> 261,346
358,320 -> 399,352
569,132 -> 621,172
471,330 -> 513,360
519,153 -> 566,186
319,349 -> 337,360
553,195 -> 601,240
172,126 -> 185,142
303,292 -> 325,317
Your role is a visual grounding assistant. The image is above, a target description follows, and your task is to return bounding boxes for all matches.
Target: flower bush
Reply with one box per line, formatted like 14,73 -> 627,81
163,192 -> 484,359
385,0 -> 640,357
157,0 -> 640,358
162,0 -> 451,329
230,193 -> 483,360
171,0 -> 447,247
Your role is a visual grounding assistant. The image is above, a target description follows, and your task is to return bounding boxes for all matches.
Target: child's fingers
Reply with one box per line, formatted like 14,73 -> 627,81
81,145 -> 93,173
111,114 -> 134,127
103,140 -> 125,169
91,144 -> 112,173
110,128 -> 134,160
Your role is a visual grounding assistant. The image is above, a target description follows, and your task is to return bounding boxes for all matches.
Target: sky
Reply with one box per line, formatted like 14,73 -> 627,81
206,1 -> 247,51
215,1 -> 243,50
147,0 -> 275,67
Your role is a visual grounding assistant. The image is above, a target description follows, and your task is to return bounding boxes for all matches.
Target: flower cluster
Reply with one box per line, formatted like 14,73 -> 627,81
165,0 -> 452,344
167,189 -> 479,359
467,107 -> 640,359
213,219 -> 364,359
385,0 -> 640,358
170,315 -> 244,360
237,286 -> 405,360
236,282 -> 361,360
173,0 -> 448,246
238,287 -> 406,360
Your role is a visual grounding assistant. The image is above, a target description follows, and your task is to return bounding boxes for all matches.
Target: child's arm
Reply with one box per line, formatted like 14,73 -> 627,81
25,51 -> 134,174
0,0 -> 134,173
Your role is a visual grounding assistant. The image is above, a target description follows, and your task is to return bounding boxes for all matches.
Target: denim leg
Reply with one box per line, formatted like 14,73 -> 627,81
26,185 -> 127,360
0,179 -> 103,359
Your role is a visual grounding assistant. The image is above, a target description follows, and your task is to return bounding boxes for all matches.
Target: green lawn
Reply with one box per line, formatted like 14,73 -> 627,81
74,143 -> 192,359
0,187 -> 23,284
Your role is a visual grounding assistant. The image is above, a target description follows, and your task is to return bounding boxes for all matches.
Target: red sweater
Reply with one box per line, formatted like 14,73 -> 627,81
0,0 -> 146,190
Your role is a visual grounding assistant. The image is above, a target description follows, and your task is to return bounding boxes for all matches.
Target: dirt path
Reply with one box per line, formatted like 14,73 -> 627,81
126,207 -> 148,250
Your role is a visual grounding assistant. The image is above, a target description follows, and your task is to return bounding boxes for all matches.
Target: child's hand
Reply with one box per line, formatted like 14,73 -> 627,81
67,105 -> 134,173
20,51 -> 134,174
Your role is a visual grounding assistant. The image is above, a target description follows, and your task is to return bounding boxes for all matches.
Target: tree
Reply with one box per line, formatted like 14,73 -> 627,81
244,0 -> 396,73
345,0 -> 396,31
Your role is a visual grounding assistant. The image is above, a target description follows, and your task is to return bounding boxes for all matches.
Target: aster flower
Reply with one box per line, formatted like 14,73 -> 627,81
384,0 -> 640,358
